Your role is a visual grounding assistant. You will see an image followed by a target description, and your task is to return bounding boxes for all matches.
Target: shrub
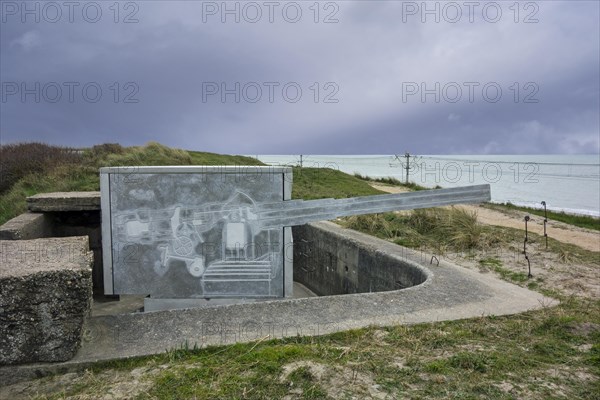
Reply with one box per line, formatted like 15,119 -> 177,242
441,207 -> 482,250
0,142 -> 81,194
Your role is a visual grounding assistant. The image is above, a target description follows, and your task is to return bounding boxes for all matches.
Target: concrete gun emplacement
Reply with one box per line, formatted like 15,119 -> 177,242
100,165 -> 491,298
114,184 -> 491,279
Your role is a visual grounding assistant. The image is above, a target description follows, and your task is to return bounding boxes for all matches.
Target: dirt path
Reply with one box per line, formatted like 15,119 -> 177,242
370,184 -> 600,252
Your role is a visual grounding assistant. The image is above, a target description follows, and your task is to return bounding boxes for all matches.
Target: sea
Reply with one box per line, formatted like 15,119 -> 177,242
254,155 -> 600,217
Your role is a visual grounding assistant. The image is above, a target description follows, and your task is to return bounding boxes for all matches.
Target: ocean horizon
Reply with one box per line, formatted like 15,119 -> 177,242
255,155 -> 600,217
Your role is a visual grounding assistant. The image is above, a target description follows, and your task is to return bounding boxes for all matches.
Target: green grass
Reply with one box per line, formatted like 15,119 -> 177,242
188,151 -> 264,166
293,168 -> 384,200
29,298 -> 600,399
341,207 -> 484,253
352,173 -> 440,191
479,258 -> 530,283
485,202 -> 600,231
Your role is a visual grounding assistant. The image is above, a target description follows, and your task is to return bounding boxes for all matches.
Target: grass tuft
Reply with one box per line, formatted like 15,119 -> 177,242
343,207 -> 482,253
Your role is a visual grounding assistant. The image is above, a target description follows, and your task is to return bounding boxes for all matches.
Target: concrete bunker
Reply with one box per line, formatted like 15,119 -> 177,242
98,166 -> 487,309
1,184 -> 556,384
0,168 -> 498,374
1,194 -> 432,308
292,223 -> 430,296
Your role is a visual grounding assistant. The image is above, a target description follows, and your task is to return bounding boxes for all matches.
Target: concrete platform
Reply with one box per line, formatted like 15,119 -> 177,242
91,282 -> 317,315
0,222 -> 556,384
27,192 -> 101,212
0,212 -> 52,240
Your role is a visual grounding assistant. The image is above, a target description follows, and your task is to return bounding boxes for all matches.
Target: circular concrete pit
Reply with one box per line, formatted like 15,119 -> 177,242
94,221 -> 432,314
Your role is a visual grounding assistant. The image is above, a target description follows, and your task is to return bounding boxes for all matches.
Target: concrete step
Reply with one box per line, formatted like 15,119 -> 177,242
27,192 -> 101,212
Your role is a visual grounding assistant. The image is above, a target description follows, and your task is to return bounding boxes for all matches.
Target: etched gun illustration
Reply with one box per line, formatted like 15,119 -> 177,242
113,184 -> 491,280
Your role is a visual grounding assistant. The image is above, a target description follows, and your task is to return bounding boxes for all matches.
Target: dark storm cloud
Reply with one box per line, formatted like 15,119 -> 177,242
0,0 -> 598,154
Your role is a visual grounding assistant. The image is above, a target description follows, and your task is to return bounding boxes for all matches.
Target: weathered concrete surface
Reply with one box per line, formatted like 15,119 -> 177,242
293,224 -> 430,295
144,282 -> 317,312
0,212 -> 53,240
0,237 -> 93,365
0,222 -> 557,384
27,192 -> 101,212
1,209 -> 105,293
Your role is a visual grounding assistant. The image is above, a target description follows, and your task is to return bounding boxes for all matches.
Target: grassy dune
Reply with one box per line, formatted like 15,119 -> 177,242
0,143 -> 245,224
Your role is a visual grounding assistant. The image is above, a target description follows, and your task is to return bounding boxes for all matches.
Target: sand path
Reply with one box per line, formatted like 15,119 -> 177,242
370,184 -> 600,252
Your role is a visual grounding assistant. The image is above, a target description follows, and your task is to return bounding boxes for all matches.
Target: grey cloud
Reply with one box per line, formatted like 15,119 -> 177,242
0,1 -> 598,154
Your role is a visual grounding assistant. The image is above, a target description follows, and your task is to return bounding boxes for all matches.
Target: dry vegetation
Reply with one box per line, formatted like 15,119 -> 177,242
0,142 -> 81,194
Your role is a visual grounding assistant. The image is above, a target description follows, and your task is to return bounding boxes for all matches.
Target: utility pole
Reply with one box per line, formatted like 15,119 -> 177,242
299,155 -> 303,168
404,152 -> 410,184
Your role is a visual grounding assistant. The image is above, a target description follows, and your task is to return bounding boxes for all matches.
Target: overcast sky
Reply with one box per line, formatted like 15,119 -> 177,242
1,1 -> 598,154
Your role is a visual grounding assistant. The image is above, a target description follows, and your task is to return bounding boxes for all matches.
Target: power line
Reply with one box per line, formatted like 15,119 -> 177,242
259,155 -> 600,180
416,155 -> 600,167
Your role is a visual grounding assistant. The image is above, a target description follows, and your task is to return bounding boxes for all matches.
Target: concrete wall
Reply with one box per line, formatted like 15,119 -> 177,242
0,236 -> 93,365
1,210 -> 431,299
0,212 -> 103,293
292,222 -> 430,296
0,213 -> 53,240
